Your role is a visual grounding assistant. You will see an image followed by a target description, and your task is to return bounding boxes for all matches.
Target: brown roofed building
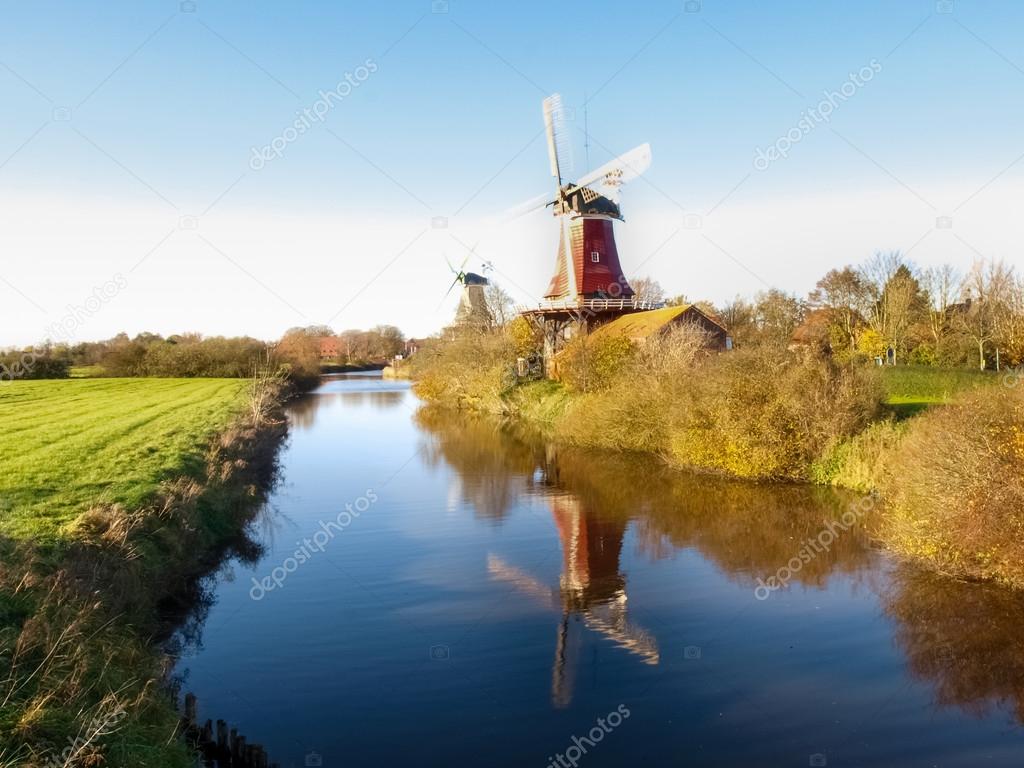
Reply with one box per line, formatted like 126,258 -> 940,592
588,304 -> 730,350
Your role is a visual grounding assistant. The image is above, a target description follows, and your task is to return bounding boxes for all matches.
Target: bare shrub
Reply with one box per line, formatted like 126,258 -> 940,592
879,386 -> 1024,587
632,323 -> 710,379
412,329 -> 516,413
248,352 -> 287,426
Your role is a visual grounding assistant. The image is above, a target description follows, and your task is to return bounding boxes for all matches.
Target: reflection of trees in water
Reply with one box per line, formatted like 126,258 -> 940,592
417,407 -> 1024,723
337,391 -> 405,409
162,524 -> 265,660
543,449 -> 877,594
416,407 -> 876,591
289,390 -> 405,430
289,393 -> 338,430
884,565 -> 1024,724
415,409 -> 540,522
417,408 -> 883,707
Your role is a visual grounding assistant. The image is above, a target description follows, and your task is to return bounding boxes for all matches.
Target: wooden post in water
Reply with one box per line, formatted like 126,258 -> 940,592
180,692 -> 276,767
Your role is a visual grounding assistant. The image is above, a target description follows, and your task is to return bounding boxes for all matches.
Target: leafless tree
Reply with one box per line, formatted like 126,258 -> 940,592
753,289 -> 805,348
957,258 -> 1016,369
999,274 -> 1024,366
248,350 -> 285,426
485,282 -> 515,327
809,266 -> 869,352
717,296 -> 756,347
629,276 -> 666,305
920,263 -> 961,348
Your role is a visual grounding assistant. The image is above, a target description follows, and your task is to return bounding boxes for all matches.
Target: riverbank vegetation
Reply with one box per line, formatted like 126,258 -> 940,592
878,385 -> 1024,588
412,251 -> 1024,590
0,375 -> 289,766
414,324 -> 885,480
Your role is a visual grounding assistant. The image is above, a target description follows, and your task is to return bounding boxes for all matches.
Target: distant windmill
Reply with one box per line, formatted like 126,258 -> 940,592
443,252 -> 492,328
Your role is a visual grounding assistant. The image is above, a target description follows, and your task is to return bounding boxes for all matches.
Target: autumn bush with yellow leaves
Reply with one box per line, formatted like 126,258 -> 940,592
879,385 -> 1024,587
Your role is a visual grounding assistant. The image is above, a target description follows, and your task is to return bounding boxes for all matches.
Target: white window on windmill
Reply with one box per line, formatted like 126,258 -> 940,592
590,251 -> 600,263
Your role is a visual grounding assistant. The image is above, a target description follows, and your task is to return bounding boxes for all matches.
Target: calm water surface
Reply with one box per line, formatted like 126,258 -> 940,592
173,374 -> 1024,767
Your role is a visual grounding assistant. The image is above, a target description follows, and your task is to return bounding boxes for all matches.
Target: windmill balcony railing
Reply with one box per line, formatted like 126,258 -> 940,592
517,297 -> 666,314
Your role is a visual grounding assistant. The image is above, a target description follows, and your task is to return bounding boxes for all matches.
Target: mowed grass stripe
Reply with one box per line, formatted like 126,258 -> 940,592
84,382 -> 244,496
2,381 -> 243,486
0,379 -> 199,435
0,381 -> 221,448
1,381 -> 246,534
0,379 -> 248,540
0,382 -> 194,439
0,382 -> 232,465
28,383 -> 237,481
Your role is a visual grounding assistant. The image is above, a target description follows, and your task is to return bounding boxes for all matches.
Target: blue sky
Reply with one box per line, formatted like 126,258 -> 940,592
2,0 -> 1023,344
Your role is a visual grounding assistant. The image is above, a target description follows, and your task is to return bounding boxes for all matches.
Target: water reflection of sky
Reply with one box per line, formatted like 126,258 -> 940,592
172,377 -> 1024,768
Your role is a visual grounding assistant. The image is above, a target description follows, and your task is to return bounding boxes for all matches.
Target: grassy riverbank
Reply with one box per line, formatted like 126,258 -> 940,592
0,379 -> 248,539
0,378 -> 287,767
412,329 -> 1023,589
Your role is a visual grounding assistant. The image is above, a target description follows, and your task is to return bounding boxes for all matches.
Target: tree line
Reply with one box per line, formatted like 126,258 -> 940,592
0,324 -> 407,383
632,254 -> 1023,370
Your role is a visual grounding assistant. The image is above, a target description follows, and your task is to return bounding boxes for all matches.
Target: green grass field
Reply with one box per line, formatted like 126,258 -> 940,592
880,366 -> 997,418
0,378 -> 247,541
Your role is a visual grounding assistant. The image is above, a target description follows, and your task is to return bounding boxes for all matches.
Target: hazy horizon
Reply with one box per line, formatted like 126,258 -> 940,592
3,0 -> 1023,346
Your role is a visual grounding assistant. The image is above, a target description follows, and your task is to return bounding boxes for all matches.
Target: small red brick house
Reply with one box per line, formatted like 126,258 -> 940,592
319,337 -> 341,361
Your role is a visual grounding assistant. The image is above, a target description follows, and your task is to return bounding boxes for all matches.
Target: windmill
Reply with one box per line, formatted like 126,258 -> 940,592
510,94 -> 659,371
511,93 -> 655,306
443,253 -> 492,328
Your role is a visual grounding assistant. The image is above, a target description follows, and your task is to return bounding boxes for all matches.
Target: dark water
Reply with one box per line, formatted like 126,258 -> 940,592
173,374 -> 1024,767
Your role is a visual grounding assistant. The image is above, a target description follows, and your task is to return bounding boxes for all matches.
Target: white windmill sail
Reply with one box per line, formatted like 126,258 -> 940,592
502,141 -> 652,220
542,93 -> 573,185
574,142 -> 652,200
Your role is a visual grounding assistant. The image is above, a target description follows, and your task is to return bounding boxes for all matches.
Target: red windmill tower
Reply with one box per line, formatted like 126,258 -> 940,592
515,94 -> 662,367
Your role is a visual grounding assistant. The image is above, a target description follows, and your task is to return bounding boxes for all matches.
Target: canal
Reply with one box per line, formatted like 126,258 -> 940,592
173,374 -> 1024,767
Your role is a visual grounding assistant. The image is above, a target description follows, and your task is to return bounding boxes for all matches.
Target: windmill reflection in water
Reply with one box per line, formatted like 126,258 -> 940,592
487,461 -> 658,708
